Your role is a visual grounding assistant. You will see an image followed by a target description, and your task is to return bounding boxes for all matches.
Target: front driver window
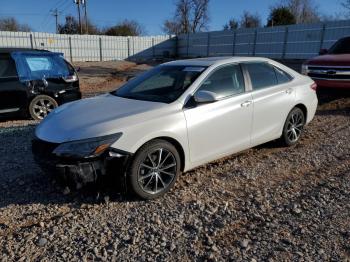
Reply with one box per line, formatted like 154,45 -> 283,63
197,64 -> 245,99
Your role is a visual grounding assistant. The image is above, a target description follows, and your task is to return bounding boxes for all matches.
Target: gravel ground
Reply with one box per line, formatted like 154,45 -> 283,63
0,63 -> 349,260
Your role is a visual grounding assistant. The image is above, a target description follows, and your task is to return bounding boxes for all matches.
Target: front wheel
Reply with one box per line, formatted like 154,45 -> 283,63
127,139 -> 181,200
280,107 -> 305,146
29,95 -> 58,120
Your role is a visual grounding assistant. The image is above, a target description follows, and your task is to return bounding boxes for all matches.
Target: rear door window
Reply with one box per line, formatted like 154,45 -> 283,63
26,57 -> 53,72
0,55 -> 17,77
10,52 -> 72,82
245,62 -> 278,90
274,66 -> 292,84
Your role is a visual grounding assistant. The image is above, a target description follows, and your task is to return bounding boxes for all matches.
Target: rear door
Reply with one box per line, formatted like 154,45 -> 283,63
184,64 -> 253,165
0,53 -> 28,113
243,62 -> 295,146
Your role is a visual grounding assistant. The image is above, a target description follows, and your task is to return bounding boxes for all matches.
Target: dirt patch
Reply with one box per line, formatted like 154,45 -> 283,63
73,61 -> 152,96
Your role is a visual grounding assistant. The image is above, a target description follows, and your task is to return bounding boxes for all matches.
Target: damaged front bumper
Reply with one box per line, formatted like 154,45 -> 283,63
32,138 -> 131,187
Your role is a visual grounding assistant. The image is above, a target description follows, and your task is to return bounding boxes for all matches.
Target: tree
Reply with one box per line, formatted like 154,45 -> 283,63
0,17 -> 31,32
267,6 -> 296,27
163,0 -> 210,34
58,16 -> 79,34
240,11 -> 261,28
104,20 -> 144,36
58,15 -> 99,35
285,0 -> 320,24
341,0 -> 350,17
223,18 -> 239,31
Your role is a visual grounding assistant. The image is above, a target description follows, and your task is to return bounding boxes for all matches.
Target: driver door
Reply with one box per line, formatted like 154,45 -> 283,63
183,64 -> 253,166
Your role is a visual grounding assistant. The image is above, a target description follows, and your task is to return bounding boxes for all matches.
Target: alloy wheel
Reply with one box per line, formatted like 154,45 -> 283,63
137,148 -> 177,195
33,99 -> 56,120
286,110 -> 304,143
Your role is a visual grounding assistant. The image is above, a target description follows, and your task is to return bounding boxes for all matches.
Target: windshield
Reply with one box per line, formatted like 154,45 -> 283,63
328,37 -> 350,54
113,65 -> 206,103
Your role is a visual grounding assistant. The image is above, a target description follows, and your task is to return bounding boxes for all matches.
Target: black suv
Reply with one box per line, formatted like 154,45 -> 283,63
0,48 -> 81,120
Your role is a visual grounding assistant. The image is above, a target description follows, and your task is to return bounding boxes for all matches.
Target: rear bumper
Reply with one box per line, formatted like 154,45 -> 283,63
313,79 -> 350,89
306,95 -> 318,124
56,89 -> 82,105
32,139 -> 131,186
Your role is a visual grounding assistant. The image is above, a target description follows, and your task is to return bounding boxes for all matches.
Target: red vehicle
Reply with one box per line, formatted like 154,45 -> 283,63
302,36 -> 350,88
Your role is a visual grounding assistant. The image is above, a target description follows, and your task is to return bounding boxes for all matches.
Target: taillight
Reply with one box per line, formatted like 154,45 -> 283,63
62,73 -> 78,83
310,82 -> 317,91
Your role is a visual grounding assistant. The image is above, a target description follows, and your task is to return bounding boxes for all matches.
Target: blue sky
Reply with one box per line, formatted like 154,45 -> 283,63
0,0 -> 345,35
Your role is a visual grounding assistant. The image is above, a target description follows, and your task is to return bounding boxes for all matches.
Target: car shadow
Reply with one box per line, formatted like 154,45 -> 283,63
316,88 -> 350,117
316,88 -> 350,105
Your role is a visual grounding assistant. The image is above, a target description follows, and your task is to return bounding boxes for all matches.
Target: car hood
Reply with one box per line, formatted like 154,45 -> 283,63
306,54 -> 350,66
35,93 -> 167,143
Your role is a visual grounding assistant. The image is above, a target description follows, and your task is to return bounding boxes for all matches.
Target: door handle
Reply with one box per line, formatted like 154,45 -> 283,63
285,88 -> 293,94
241,100 -> 252,107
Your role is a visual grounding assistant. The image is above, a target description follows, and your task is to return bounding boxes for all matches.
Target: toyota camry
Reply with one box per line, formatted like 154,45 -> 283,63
32,57 -> 318,199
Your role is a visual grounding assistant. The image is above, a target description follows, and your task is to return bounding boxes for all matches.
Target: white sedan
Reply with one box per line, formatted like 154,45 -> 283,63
32,57 -> 318,199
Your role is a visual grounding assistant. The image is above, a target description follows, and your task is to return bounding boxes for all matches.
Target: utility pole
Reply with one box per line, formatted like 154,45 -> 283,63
50,8 -> 60,33
82,0 -> 88,34
74,0 -> 83,34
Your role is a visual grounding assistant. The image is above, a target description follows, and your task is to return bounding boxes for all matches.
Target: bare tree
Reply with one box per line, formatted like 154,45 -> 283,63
341,0 -> 350,17
58,16 -> 80,34
223,18 -> 239,31
0,17 -> 31,32
163,0 -> 210,34
240,11 -> 261,28
267,6 -> 296,27
104,20 -> 145,36
285,0 -> 320,24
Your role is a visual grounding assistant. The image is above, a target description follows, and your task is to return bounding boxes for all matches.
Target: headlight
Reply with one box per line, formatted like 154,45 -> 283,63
301,64 -> 309,75
53,133 -> 122,158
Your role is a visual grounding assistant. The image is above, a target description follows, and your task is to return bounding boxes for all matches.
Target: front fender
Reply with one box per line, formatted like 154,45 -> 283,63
110,111 -> 190,170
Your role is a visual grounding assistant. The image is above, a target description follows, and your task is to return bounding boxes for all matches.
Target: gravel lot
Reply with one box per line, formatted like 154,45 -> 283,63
0,61 -> 349,261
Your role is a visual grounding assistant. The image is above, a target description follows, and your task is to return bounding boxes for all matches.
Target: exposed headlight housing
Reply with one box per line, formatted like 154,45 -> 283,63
53,133 -> 122,159
301,64 -> 309,75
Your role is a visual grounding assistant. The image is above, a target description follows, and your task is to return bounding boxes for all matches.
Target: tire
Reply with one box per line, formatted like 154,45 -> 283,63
29,95 -> 58,120
280,107 -> 305,147
127,139 -> 181,200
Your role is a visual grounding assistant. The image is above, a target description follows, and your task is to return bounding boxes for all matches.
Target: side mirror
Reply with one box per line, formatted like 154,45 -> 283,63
193,90 -> 218,104
319,48 -> 328,55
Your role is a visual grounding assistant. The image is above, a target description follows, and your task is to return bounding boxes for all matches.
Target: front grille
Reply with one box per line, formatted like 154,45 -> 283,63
307,66 -> 350,81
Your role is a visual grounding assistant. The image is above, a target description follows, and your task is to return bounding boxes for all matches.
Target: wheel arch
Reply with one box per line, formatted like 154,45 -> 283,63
294,103 -> 308,121
135,136 -> 186,172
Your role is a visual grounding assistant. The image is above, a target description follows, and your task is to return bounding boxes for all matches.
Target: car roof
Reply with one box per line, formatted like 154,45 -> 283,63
163,56 -> 273,67
0,48 -> 51,54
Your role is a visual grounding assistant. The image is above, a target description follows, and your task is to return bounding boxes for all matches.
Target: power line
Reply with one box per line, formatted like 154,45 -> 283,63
50,8 -> 62,33
0,13 -> 42,16
56,0 -> 68,10
74,0 -> 83,34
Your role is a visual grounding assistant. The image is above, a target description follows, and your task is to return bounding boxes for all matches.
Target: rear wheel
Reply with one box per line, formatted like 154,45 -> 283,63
29,95 -> 58,120
127,139 -> 181,200
280,107 -> 305,146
